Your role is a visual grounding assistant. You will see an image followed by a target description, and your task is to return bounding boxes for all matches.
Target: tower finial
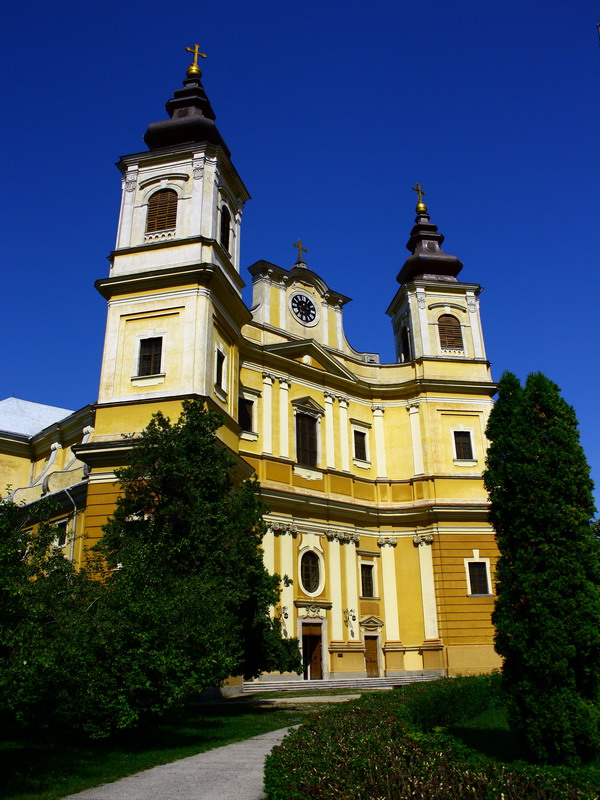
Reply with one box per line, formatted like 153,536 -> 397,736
292,238 -> 308,265
185,43 -> 207,78
412,183 -> 427,214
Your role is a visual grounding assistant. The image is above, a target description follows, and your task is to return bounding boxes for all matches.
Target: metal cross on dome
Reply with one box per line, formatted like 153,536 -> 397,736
412,183 -> 426,204
292,239 -> 308,264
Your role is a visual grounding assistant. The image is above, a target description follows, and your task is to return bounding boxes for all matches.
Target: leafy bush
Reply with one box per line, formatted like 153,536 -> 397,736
264,675 -> 598,800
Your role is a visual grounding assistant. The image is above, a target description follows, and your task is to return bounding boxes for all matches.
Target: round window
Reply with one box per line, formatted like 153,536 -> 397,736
301,551 -> 320,594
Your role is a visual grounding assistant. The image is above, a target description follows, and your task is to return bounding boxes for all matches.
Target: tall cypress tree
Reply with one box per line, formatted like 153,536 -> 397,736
484,372 -> 600,764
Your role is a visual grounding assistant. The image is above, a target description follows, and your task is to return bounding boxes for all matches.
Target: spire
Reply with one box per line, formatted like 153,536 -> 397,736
396,187 -> 463,284
143,44 -> 230,156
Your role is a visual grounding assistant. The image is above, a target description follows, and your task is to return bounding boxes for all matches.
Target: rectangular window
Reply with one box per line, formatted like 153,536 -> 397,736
54,520 -> 68,549
238,398 -> 254,432
296,413 -> 317,467
360,563 -> 375,598
454,430 -> 473,460
215,350 -> 226,389
354,430 -> 367,461
138,337 -> 162,376
468,561 -> 490,595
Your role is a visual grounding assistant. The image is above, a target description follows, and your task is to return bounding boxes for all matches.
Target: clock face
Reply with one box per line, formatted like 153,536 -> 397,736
291,293 -> 317,324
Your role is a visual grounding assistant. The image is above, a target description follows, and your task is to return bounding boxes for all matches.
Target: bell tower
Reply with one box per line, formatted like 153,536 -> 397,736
387,188 -> 487,365
95,47 -> 251,424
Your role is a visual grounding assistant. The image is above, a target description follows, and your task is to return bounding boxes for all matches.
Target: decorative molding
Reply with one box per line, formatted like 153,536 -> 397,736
417,293 -> 426,310
413,533 -> 434,547
371,404 -> 384,414
192,159 -> 204,180
326,530 -> 359,545
278,376 -> 291,388
262,371 -> 275,384
406,402 -> 420,413
125,171 -> 138,192
270,521 -> 298,536
144,230 -> 176,242
295,599 -> 332,618
377,536 -> 397,548
468,298 -> 477,313
343,607 -> 357,638
359,615 -> 384,632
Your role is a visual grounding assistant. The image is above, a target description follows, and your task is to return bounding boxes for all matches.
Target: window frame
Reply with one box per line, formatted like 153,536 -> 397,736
452,428 -> 476,463
299,549 -> 324,597
219,204 -> 232,252
137,336 -> 163,377
464,550 -> 492,596
295,412 -> 318,468
360,562 -> 376,599
438,313 -> 464,351
350,419 -> 371,468
214,346 -> 228,401
145,188 -> 178,234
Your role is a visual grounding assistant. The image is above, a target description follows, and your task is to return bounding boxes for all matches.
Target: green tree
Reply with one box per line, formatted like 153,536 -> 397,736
91,400 -> 300,731
484,371 -> 600,764
0,401 -> 299,738
0,498 -> 103,731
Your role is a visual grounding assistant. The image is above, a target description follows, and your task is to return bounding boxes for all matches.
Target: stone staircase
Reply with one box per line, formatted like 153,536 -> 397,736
242,672 -> 441,693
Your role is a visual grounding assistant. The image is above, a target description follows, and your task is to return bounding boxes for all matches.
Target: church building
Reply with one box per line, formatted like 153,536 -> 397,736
0,49 -> 501,681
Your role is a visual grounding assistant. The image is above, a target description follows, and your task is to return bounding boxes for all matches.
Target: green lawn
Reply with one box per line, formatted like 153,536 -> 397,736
0,702 -> 313,800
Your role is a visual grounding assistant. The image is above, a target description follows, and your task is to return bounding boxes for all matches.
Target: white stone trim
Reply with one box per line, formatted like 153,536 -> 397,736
464,549 -> 493,596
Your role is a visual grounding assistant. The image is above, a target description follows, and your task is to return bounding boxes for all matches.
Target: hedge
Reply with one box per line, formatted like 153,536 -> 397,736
264,674 -> 598,800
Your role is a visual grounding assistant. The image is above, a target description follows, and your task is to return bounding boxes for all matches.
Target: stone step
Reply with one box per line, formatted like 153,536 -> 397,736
242,673 -> 440,693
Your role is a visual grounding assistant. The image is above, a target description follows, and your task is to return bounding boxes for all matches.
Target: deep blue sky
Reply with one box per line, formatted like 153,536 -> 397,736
2,1 -> 599,506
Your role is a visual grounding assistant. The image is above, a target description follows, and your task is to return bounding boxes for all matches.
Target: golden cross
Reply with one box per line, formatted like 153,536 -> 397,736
185,43 -> 207,69
412,183 -> 426,204
292,239 -> 308,263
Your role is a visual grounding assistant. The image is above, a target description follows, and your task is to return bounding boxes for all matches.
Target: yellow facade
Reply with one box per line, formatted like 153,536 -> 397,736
0,64 -> 503,682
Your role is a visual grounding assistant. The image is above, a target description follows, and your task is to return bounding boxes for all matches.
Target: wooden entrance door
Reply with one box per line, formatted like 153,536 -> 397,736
364,636 -> 379,677
302,624 -> 323,680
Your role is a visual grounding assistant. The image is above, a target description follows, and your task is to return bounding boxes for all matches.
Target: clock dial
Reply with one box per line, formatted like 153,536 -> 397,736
291,293 -> 317,323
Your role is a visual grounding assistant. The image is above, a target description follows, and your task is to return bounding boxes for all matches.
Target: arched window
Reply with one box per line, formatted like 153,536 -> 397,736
219,205 -> 231,252
301,551 -> 320,594
438,314 -> 463,350
400,327 -> 412,362
146,189 -> 178,233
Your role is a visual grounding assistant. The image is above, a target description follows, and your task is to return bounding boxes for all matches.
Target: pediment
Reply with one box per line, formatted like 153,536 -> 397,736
291,396 -> 325,414
263,340 -> 357,382
359,615 -> 384,631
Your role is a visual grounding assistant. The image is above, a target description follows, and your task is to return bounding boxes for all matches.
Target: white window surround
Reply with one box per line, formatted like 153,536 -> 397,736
292,400 -> 324,470
298,547 -> 325,597
350,418 -> 372,468
464,549 -> 493,596
358,555 -> 379,600
214,346 -> 228,401
451,426 -> 477,465
132,330 -> 167,381
239,386 -> 261,441
53,518 -> 70,549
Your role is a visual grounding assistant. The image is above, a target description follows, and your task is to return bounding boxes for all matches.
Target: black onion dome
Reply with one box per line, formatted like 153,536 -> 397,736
143,74 -> 230,156
397,208 -> 463,284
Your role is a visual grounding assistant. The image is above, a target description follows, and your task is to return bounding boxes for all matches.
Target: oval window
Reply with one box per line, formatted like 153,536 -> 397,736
301,551 -> 320,594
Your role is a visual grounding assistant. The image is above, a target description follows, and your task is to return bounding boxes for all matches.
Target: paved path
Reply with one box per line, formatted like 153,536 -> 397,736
62,727 -> 292,800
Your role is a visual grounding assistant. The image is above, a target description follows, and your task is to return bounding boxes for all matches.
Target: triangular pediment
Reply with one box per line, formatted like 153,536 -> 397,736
291,396 -> 325,414
359,615 -> 384,631
263,340 -> 357,382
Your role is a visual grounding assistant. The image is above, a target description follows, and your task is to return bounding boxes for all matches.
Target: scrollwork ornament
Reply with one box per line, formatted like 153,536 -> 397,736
417,293 -> 426,310
377,536 -> 397,548
413,533 -> 434,547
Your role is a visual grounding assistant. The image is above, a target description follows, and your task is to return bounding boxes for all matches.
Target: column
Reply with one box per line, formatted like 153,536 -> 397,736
278,377 -> 291,458
407,402 -> 424,475
320,300 -> 329,346
467,293 -> 485,359
338,396 -> 350,472
378,537 -> 400,641
275,523 -> 297,636
343,534 -> 360,639
326,532 -> 344,640
324,392 -> 336,469
372,405 -> 388,478
415,290 -> 430,356
116,168 -> 138,248
262,524 -> 275,575
335,302 -> 344,350
262,372 -> 274,454
414,534 -> 439,640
